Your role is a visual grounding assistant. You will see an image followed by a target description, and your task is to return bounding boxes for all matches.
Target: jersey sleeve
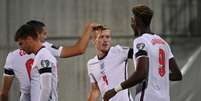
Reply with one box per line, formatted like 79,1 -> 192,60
43,42 -> 63,58
39,73 -> 52,101
4,52 -> 15,76
166,44 -> 174,59
36,54 -> 55,75
116,45 -> 133,60
133,37 -> 148,59
87,61 -> 96,83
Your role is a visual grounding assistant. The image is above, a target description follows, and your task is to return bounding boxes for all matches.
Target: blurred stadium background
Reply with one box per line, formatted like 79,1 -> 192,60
0,0 -> 201,101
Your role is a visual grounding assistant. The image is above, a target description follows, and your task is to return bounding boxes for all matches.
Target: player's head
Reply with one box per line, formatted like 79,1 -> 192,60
26,20 -> 47,42
15,24 -> 39,54
92,25 -> 112,53
131,4 -> 153,36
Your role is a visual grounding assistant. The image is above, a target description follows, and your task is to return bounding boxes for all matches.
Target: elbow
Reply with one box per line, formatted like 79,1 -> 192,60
0,92 -> 8,97
77,45 -> 86,55
170,72 -> 183,81
138,72 -> 147,83
0,92 -> 9,100
79,48 -> 86,54
177,72 -> 183,81
175,70 -> 183,81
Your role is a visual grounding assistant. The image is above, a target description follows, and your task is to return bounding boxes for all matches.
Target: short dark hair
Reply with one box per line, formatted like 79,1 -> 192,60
132,5 -> 153,27
26,20 -> 45,33
14,24 -> 38,41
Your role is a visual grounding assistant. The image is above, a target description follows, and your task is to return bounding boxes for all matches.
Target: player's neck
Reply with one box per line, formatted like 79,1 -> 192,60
33,42 -> 44,55
139,27 -> 152,35
97,50 -> 109,60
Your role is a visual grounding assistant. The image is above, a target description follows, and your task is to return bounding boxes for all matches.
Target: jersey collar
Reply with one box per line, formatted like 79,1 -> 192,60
97,48 -> 111,60
35,46 -> 45,55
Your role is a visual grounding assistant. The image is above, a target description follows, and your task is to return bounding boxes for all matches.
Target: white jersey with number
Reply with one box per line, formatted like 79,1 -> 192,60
2,41 -> 62,101
133,34 -> 173,101
31,47 -> 58,101
87,45 -> 133,101
3,49 -> 34,101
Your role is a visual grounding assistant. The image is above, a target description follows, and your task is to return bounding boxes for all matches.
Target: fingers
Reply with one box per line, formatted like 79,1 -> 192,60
84,22 -> 99,33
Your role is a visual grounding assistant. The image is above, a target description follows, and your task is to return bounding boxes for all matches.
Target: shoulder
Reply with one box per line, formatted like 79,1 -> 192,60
87,57 -> 98,66
43,41 -> 52,46
114,44 -> 129,51
35,48 -> 57,67
108,45 -> 128,54
36,48 -> 56,61
43,41 -> 60,50
5,52 -> 14,63
87,57 -> 99,73
134,35 -> 147,43
6,49 -> 21,60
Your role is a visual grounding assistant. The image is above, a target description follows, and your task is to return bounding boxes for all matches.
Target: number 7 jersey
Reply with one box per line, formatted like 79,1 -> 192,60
133,34 -> 173,101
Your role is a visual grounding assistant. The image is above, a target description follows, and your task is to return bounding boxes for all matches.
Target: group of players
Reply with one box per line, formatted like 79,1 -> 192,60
0,5 -> 182,101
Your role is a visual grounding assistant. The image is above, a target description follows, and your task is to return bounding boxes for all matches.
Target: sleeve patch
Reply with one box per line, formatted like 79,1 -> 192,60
136,43 -> 145,50
41,60 -> 51,68
4,68 -> 15,75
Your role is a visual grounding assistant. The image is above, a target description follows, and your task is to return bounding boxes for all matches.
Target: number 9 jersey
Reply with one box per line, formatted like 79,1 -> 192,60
133,34 -> 173,101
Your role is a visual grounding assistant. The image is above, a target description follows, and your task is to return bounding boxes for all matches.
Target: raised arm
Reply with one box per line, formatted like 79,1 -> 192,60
60,22 -> 97,58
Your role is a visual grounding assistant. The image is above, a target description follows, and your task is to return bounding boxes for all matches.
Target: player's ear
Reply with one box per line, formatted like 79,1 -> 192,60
26,36 -> 36,42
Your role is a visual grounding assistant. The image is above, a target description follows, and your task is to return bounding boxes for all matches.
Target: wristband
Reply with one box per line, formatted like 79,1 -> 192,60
114,84 -> 123,92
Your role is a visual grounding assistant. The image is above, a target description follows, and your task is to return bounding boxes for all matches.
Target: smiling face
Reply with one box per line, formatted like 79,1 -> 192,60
93,29 -> 112,53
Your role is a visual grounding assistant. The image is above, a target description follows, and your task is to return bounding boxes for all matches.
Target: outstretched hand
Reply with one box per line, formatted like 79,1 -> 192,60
103,89 -> 117,101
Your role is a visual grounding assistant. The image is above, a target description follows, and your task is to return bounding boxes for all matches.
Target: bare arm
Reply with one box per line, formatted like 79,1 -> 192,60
60,22 -> 96,58
169,58 -> 182,81
121,56 -> 149,89
103,57 -> 149,101
88,83 -> 100,101
0,75 -> 14,101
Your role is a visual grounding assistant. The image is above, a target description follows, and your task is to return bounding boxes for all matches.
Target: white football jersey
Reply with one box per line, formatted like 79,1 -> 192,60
2,41 -> 62,101
87,45 -> 133,101
133,34 -> 173,101
42,41 -> 63,58
31,47 -> 58,101
30,41 -> 62,101
3,49 -> 34,101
